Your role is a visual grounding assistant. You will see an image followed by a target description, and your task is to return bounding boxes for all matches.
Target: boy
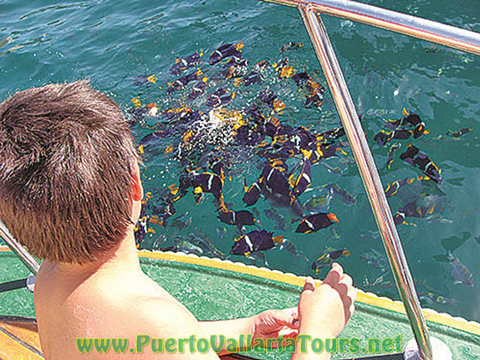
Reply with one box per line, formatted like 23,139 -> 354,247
0,81 -> 356,359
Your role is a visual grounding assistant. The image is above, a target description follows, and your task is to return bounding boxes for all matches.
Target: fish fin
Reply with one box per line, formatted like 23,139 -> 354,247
194,186 -> 203,194
244,252 -> 251,258
164,145 -> 174,154
138,145 -> 144,154
402,108 -> 409,116
174,57 -> 181,63
344,250 -> 351,257
328,213 -> 340,223
336,148 -> 347,155
301,149 -> 312,160
236,41 -> 245,51
254,218 -> 264,227
273,235 -> 284,244
197,68 -> 203,77
203,76 -> 208,83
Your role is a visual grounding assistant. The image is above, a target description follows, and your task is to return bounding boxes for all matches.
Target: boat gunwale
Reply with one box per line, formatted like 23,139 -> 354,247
1,246 -> 479,337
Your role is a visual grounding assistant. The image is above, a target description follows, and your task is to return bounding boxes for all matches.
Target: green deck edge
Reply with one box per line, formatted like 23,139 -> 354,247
0,251 -> 478,359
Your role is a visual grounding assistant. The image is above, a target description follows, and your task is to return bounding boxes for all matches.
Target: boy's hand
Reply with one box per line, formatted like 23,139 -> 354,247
298,263 -> 357,338
251,307 -> 300,346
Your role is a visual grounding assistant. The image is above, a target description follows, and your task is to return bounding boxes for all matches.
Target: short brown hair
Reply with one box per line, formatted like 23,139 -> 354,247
0,81 -> 139,263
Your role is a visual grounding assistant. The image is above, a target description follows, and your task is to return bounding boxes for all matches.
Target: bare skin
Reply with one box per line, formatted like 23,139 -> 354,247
34,162 -> 356,359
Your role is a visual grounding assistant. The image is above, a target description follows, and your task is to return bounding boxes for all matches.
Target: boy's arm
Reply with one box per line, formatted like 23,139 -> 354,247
200,308 -> 299,355
291,264 -> 357,360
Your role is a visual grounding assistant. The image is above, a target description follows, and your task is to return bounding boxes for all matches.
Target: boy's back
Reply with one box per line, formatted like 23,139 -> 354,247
0,81 -> 356,360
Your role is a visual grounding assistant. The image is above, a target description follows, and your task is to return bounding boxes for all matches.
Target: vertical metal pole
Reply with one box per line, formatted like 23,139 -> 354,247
0,220 -> 40,275
298,5 -> 433,360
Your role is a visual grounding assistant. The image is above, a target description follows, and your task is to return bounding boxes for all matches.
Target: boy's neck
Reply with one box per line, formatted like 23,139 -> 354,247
46,228 -> 141,278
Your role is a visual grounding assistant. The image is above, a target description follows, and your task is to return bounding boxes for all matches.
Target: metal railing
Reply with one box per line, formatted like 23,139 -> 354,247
262,0 -> 480,55
0,220 -> 40,275
260,0 -> 480,359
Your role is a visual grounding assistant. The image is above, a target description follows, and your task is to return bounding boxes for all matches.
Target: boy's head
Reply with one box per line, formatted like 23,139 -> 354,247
0,81 -> 141,264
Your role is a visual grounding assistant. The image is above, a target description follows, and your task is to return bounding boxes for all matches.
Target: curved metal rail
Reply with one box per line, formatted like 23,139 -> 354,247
298,6 -> 433,359
258,0 -> 480,359
262,0 -> 480,55
0,220 -> 40,275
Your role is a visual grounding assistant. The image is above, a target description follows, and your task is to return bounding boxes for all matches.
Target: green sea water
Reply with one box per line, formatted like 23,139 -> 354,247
0,0 -> 479,325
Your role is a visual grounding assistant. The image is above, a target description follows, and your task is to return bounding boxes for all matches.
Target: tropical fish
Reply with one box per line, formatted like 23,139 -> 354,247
447,252 -> 474,287
311,249 -> 350,272
230,230 -> 283,256
134,202 -> 150,247
280,42 -> 303,52
262,164 -> 291,199
170,51 -> 203,75
384,176 -> 419,198
218,210 -> 258,227
272,57 -> 294,78
296,212 -> 339,233
264,208 -> 286,230
161,240 -> 204,256
209,42 -> 244,65
393,195 -> 440,225
446,128 -> 472,138
324,183 -> 357,206
386,109 -> 429,138
374,128 -> 412,146
206,88 -> 236,108
419,292 -> 456,306
188,78 -> 208,100
279,239 -> 308,261
304,192 -> 332,213
243,177 -> 264,206
190,230 -> 225,258
170,213 -> 192,231
191,172 -> 224,202
400,144 -> 442,184
240,71 -> 262,86
386,143 -> 400,169
290,158 -> 312,200
216,226 -> 227,239
226,55 -> 249,78
245,251 -> 269,267
360,249 -> 388,272
167,69 -> 204,93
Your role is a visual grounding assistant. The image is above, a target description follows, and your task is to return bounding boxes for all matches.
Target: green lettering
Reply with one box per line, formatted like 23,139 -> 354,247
382,338 -> 393,353
197,338 -> 210,353
284,337 -> 296,353
311,338 -> 324,353
136,335 -> 150,353
178,338 -> 187,353
338,338 -> 348,353
165,338 -> 176,353
253,338 -> 265,353
368,338 -> 381,353
76,338 -> 93,354
349,338 -> 360,353
94,338 -> 111,353
188,335 -> 197,353
266,338 -> 277,351
151,338 -> 164,353
297,335 -> 311,353
111,338 -> 128,353
226,338 -> 238,353
325,338 -> 337,353
210,335 -> 224,353
395,335 -> 403,352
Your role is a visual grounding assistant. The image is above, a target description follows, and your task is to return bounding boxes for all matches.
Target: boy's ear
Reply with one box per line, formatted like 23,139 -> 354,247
131,161 -> 144,202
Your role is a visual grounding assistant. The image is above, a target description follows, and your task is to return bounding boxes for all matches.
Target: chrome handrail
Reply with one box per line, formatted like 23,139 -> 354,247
262,0 -> 480,55
257,0 -> 480,359
298,5 -> 433,359
0,220 -> 40,275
